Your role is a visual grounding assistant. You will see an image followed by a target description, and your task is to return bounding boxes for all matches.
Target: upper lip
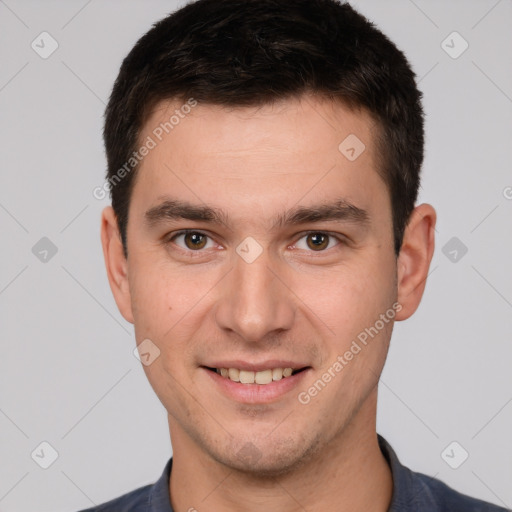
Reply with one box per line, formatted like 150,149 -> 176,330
203,360 -> 310,372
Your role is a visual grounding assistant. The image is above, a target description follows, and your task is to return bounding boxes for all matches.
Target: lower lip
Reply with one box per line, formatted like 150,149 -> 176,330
203,368 -> 310,404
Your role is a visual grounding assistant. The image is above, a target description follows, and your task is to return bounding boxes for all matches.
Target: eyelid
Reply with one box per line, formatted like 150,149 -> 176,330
291,230 -> 346,251
165,229 -> 346,253
166,229 -> 218,250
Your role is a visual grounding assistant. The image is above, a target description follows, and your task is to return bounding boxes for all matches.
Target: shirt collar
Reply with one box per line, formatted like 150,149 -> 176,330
377,434 -> 438,511
147,457 -> 174,512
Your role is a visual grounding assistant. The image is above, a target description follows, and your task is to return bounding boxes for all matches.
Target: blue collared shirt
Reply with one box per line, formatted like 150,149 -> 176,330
77,435 -> 509,511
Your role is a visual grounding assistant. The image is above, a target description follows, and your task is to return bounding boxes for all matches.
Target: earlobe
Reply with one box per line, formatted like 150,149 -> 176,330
100,206 -> 134,324
395,203 -> 436,321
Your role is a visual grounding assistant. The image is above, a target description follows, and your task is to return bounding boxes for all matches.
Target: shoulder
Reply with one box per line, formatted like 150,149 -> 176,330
74,457 -> 173,512
378,435 -> 509,512
414,471 -> 509,512
76,483 -> 152,512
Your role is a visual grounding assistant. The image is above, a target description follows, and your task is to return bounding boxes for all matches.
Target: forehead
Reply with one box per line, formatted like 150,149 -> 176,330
130,94 -> 388,228
141,95 -> 378,159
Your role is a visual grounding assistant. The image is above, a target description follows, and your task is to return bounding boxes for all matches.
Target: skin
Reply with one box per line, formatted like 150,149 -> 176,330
101,94 -> 436,512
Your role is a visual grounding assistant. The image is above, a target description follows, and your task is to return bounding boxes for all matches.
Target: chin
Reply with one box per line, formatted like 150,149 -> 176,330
211,432 -> 324,478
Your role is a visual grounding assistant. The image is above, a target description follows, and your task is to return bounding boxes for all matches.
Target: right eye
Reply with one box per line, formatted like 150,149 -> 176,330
168,230 -> 216,251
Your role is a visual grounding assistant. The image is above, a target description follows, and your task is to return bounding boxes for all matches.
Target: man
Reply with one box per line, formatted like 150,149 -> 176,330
82,0 -> 507,510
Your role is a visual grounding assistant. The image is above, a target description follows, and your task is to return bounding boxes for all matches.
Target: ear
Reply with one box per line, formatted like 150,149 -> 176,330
395,203 -> 436,321
100,206 -> 134,324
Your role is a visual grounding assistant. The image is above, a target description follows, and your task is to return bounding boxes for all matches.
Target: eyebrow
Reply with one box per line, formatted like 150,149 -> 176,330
144,197 -> 370,231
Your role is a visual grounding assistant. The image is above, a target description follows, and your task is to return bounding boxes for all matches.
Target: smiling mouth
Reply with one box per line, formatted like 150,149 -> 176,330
204,366 -> 308,385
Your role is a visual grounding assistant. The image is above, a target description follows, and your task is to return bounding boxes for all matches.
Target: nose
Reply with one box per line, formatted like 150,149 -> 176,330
214,247 -> 296,343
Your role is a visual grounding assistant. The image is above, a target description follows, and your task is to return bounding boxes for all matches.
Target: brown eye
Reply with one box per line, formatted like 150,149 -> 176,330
170,231 -> 213,251
183,232 -> 207,250
293,232 -> 341,252
306,232 -> 329,251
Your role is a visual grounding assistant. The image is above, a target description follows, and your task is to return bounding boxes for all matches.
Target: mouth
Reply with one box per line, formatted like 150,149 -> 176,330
203,366 -> 308,385
200,359 -> 312,403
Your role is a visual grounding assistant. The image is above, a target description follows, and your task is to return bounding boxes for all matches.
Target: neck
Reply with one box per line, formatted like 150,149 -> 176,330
169,391 -> 392,512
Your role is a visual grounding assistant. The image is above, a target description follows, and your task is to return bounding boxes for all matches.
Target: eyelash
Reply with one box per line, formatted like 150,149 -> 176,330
165,229 -> 346,255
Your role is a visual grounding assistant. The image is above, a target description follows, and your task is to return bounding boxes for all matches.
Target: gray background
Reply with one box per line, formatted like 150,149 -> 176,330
0,0 -> 511,511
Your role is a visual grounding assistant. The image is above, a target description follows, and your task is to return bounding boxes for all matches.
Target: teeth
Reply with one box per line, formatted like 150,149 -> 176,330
239,370 -> 255,384
272,368 -> 283,381
255,369 -> 272,384
228,368 -> 240,382
217,367 -> 296,384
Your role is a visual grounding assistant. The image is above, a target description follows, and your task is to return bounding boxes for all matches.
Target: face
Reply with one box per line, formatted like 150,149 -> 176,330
102,94 -> 431,475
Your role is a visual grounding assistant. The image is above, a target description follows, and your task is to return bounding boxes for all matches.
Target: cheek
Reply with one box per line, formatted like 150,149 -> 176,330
128,258 -> 214,366
300,256 -> 396,339
130,266 -> 199,394
129,259 -> 180,341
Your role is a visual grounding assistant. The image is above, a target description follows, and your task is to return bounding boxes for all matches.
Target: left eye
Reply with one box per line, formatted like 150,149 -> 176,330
293,232 -> 341,252
167,230 -> 342,253
171,231 -> 216,251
